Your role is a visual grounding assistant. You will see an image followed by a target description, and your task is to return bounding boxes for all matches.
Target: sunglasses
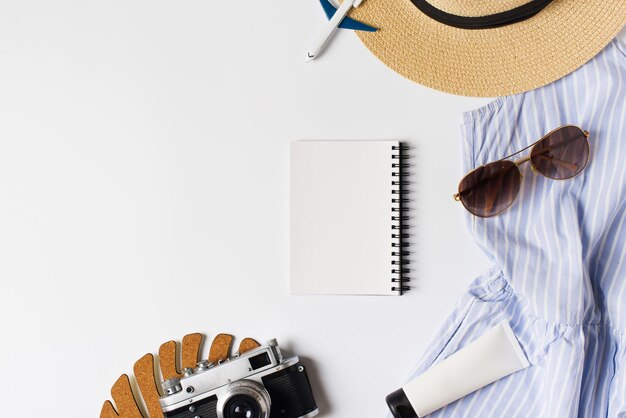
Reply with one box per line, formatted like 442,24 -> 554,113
453,125 -> 590,218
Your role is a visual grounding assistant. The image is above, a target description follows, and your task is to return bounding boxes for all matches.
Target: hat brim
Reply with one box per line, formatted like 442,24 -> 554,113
351,0 -> 626,96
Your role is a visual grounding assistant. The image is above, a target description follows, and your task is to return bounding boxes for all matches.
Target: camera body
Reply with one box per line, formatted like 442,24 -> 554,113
159,339 -> 318,418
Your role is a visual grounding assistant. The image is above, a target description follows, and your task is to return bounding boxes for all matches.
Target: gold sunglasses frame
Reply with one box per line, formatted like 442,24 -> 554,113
453,125 -> 591,218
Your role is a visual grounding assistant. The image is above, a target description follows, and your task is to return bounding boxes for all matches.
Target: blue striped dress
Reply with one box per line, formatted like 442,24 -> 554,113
399,38 -> 626,417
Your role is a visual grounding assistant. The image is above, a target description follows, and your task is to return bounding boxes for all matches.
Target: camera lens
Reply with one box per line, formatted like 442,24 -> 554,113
225,395 -> 260,418
217,380 -> 271,418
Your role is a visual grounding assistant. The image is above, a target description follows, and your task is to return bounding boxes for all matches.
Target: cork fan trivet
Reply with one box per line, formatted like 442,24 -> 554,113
100,332 -> 261,418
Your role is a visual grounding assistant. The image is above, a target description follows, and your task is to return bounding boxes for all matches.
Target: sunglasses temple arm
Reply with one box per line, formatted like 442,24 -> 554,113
532,129 -> 589,158
533,154 -> 580,171
501,128 -> 588,162
515,153 -> 580,171
484,171 -> 507,213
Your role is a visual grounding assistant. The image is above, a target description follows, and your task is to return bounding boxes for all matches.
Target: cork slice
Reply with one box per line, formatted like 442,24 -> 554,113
100,374 -> 143,418
101,332 -> 260,418
208,333 -> 233,363
238,338 -> 261,354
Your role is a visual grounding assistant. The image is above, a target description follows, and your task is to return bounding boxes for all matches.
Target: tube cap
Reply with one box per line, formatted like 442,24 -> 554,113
386,388 -> 419,418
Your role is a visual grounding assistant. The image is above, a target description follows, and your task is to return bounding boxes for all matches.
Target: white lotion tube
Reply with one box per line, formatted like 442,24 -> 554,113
386,320 -> 530,418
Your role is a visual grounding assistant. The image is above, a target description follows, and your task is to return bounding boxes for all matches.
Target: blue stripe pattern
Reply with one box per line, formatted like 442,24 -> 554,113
394,38 -> 626,417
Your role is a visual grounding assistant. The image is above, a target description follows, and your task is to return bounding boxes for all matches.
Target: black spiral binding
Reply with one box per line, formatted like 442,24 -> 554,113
391,143 -> 410,294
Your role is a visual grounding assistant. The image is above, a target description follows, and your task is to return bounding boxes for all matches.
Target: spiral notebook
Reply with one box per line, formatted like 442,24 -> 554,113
290,140 -> 409,296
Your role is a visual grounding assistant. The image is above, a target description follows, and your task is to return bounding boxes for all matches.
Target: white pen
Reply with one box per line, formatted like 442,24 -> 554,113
306,0 -> 363,62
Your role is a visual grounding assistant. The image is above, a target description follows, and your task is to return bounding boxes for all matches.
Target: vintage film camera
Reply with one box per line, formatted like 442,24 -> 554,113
159,339 -> 318,418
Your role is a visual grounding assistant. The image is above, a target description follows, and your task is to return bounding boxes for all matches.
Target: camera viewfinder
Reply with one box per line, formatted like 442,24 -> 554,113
249,352 -> 272,370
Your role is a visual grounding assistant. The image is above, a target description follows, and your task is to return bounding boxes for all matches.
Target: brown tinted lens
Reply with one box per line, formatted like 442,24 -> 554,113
530,126 -> 589,179
458,160 -> 521,217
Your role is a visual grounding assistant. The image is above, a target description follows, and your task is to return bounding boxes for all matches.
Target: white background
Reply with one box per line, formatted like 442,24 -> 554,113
0,1 -> 624,417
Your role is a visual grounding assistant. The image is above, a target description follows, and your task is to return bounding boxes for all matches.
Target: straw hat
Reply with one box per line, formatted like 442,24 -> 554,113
350,0 -> 626,96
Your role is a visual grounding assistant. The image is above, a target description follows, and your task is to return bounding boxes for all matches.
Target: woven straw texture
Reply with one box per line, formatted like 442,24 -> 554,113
350,0 -> 626,96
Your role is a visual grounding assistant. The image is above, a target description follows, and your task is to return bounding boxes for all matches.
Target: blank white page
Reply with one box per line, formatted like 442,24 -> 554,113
290,140 -> 399,295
